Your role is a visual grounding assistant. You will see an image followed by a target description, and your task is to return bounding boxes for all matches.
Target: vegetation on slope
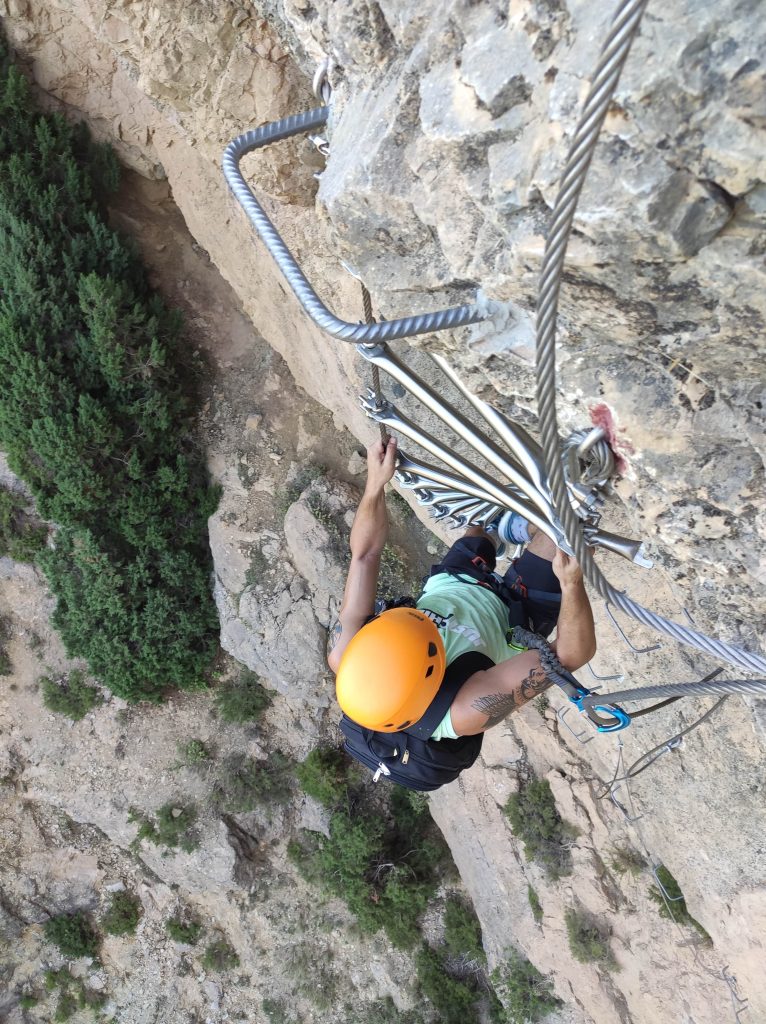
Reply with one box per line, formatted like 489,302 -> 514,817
0,40 -> 219,701
291,745 -> 562,1023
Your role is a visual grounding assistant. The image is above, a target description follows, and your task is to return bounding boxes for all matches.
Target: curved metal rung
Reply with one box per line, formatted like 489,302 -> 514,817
650,864 -> 686,902
556,705 -> 594,745
605,602 -> 663,654
586,662 -> 625,684
609,783 -> 643,824
223,107 -> 487,344
360,393 -> 569,548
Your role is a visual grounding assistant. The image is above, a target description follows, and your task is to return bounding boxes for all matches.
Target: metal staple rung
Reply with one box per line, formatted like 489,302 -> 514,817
586,662 -> 625,683
222,108 -> 486,344
556,705 -> 594,745
605,602 -> 662,654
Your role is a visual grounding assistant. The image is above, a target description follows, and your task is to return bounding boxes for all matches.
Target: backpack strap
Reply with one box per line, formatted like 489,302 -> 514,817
406,651 -> 494,740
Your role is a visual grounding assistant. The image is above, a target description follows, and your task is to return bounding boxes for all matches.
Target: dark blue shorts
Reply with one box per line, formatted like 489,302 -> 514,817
429,535 -> 562,638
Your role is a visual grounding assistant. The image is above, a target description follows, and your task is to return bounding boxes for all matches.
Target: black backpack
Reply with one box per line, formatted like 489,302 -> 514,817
339,651 -> 493,791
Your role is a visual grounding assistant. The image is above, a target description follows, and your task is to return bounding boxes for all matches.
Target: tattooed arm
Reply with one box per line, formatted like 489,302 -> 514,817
448,651 -> 552,735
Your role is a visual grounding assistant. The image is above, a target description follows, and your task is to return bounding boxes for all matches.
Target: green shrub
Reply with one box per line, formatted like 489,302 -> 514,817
213,669 -> 272,724
54,991 -> 78,1022
389,788 -> 448,878
201,938 -> 239,972
0,486 -> 46,561
276,464 -> 326,519
416,945 -> 480,1024
291,754 -> 452,951
306,493 -> 341,538
43,911 -> 99,959
444,896 -> 485,963
295,746 -> 355,808
175,738 -> 212,769
166,915 -> 203,945
378,543 -> 421,599
348,997 -> 426,1024
504,778 -> 575,878
610,843 -> 646,877
373,867 -> 433,950
45,969 -> 67,992
491,951 -> 561,1023
129,802 -> 199,853
292,787 -> 449,950
212,751 -> 292,812
262,998 -> 294,1024
18,994 -> 39,1009
102,890 -> 141,936
43,966 -> 106,1019
533,695 -> 550,717
564,906 -> 617,971
285,939 -> 339,1011
527,885 -> 543,924
0,43 -> 220,702
648,866 -> 711,941
41,670 -> 103,721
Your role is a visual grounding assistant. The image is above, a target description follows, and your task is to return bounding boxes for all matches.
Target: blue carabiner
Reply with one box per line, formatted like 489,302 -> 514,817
584,702 -> 631,733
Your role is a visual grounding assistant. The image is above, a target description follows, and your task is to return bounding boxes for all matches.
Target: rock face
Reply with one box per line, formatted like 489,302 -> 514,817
1,1 -> 765,1022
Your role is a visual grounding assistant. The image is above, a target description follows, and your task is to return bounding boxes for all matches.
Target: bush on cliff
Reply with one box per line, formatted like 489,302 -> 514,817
291,755 -> 450,950
0,41 -> 220,701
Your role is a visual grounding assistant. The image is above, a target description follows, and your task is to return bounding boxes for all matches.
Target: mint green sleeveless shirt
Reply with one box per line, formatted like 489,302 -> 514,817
416,573 -> 519,667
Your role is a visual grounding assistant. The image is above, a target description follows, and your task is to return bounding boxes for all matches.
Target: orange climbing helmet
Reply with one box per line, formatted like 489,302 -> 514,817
335,607 -> 446,732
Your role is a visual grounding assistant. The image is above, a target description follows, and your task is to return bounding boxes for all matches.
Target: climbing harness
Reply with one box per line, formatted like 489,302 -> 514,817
221,0 -> 766,684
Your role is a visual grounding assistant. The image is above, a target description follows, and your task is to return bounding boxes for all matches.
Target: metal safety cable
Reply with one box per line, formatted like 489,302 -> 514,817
580,677 -> 766,709
533,0 -> 766,675
594,694 -> 728,798
222,109 -> 485,343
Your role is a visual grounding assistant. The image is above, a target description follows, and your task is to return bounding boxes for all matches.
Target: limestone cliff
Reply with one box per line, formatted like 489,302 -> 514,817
1,1 -> 764,1022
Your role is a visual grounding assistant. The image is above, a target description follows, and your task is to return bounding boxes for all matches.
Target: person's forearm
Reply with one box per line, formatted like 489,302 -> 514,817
349,484 -> 388,559
554,579 -> 596,670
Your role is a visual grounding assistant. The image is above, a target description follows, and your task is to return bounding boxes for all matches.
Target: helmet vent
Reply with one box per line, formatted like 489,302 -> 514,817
428,642 -> 438,657
397,720 -> 411,729
425,664 -> 434,678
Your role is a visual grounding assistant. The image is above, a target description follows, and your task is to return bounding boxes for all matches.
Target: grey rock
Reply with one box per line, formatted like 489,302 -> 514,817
215,576 -> 329,704
283,478 -> 358,600
347,449 -> 366,475
203,980 -> 221,1011
3,0 -> 765,1019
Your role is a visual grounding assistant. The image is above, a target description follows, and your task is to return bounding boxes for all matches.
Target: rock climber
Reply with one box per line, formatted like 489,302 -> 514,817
327,437 -> 597,744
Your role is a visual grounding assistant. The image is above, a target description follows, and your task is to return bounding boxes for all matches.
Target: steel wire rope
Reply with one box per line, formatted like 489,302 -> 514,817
580,676 -> 766,708
533,0 -> 766,675
222,109 -> 485,344
593,695 -> 728,799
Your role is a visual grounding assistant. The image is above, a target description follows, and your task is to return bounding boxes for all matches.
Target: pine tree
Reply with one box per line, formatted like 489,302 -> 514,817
0,38 -> 220,701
